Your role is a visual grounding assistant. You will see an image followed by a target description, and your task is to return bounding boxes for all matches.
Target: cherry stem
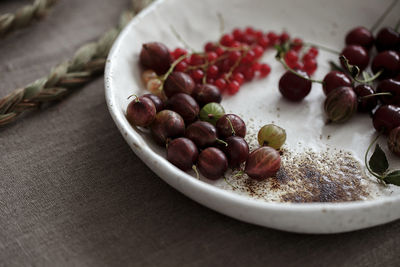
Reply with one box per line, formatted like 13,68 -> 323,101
360,92 -> 392,100
353,69 -> 383,84
192,165 -> 200,179
364,134 -> 384,180
371,0 -> 399,32
226,117 -> 236,136
216,138 -> 228,146
277,57 -> 324,84
303,42 -> 340,55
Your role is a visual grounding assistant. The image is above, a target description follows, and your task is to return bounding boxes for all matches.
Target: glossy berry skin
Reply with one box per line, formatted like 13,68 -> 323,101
354,84 -> 377,112
150,110 -> 185,145
324,86 -> 358,123
185,121 -> 218,148
375,27 -> 400,52
376,79 -> 400,106
192,84 -> 222,107
322,71 -> 352,96
140,42 -> 172,75
221,136 -> 249,168
345,26 -> 374,49
372,105 -> 400,134
245,147 -> 281,180
198,147 -> 228,180
166,93 -> 199,123
371,51 -> 400,79
142,93 -> 164,113
164,72 -> 195,97
167,138 -> 198,171
216,114 -> 246,138
388,126 -> 400,157
340,45 -> 369,71
257,124 -> 286,149
126,96 -> 156,127
279,70 -> 312,101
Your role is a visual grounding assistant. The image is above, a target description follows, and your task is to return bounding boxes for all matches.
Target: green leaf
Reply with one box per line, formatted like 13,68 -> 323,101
384,170 -> 400,186
339,55 -> 360,78
369,144 -> 389,175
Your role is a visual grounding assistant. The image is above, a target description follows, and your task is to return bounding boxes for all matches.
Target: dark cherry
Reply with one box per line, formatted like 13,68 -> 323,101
164,71 -> 195,97
322,71 -> 352,96
142,93 -> 164,113
372,105 -> 400,134
245,147 -> 281,180
221,136 -> 249,168
345,26 -> 374,49
278,70 -> 312,101
216,114 -> 246,138
167,137 -> 198,171
375,27 -> 400,52
371,51 -> 400,79
126,96 -> 156,127
198,147 -> 228,180
139,42 -> 172,75
192,84 -> 222,107
150,110 -> 185,145
377,79 -> 400,106
354,84 -> 377,112
166,93 -> 199,123
340,45 -> 369,71
185,121 -> 218,148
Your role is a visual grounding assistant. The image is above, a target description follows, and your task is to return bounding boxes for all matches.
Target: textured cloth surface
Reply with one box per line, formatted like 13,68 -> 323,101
1,1 -> 400,266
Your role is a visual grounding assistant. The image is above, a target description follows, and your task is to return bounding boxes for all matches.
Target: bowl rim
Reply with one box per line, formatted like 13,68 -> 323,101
104,0 -> 400,214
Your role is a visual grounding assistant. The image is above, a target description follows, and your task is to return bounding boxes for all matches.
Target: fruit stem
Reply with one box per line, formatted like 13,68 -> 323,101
370,0 -> 399,32
353,69 -> 383,84
364,134 -> 384,180
192,165 -> 200,179
217,12 -> 225,35
223,175 -> 237,189
360,92 -> 392,100
170,25 -> 196,53
231,170 -> 245,179
216,138 -> 228,146
127,94 -> 139,102
160,54 -> 188,87
277,57 -> 324,84
226,117 -> 236,136
225,48 -> 249,81
303,42 -> 340,55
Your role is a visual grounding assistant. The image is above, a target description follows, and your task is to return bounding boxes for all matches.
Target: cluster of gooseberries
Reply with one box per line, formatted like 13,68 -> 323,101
274,22 -> 400,157
127,28 -> 291,181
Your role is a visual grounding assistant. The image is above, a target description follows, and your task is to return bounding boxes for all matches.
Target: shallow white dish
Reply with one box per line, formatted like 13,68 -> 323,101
105,0 -> 400,233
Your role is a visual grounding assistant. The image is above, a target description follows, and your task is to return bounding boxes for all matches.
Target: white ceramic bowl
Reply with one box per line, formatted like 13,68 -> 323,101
105,0 -> 400,233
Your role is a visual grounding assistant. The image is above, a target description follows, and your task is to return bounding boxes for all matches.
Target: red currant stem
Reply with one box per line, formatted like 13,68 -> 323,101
161,54 -> 188,82
223,175 -> 237,189
127,94 -> 139,102
364,133 -> 385,180
185,54 -> 229,71
231,170 -> 245,179
217,12 -> 225,35
216,138 -> 228,147
277,57 -> 324,84
226,117 -> 236,136
219,44 -> 249,52
360,92 -> 392,100
225,49 -> 249,81
353,69 -> 383,84
192,165 -> 200,179
370,0 -> 399,32
303,42 -> 340,55
170,25 -> 197,53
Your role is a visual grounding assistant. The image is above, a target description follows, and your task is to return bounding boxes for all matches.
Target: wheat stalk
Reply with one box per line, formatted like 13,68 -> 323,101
0,0 -> 58,37
0,0 -> 154,126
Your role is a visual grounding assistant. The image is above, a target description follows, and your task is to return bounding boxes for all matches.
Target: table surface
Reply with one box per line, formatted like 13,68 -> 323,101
1,0 -> 399,266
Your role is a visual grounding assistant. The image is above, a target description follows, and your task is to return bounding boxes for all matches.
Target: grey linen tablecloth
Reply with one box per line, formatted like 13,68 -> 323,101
0,0 -> 399,266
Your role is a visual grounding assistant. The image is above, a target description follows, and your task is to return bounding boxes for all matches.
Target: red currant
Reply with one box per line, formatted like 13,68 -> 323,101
267,31 -> 279,45
259,63 -> 271,77
192,69 -> 204,81
252,45 -> 264,59
233,72 -> 245,84
292,38 -> 303,51
220,33 -> 234,46
304,58 -> 317,75
207,65 -> 219,77
207,51 -> 218,62
175,61 -> 188,72
258,36 -> 270,48
227,81 -> 240,95
204,42 -> 216,52
214,78 -> 227,91
280,32 -> 290,43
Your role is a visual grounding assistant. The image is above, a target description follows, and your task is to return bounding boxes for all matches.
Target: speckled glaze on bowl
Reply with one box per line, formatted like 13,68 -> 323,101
105,0 -> 400,233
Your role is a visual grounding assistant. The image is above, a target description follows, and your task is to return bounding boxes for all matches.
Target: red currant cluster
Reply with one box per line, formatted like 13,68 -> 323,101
283,40 -> 319,76
166,27 -> 293,95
